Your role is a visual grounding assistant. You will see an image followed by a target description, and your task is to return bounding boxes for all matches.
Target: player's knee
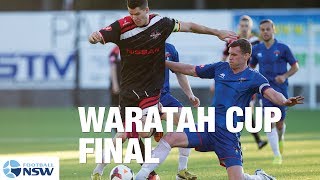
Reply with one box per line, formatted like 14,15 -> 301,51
163,132 -> 178,146
276,121 -> 284,129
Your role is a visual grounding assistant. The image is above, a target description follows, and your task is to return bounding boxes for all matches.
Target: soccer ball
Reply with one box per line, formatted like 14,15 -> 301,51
109,165 -> 134,180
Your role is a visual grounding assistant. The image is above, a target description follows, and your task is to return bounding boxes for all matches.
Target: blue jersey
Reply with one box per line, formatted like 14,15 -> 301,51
161,43 -> 179,94
250,39 -> 297,96
195,62 -> 270,129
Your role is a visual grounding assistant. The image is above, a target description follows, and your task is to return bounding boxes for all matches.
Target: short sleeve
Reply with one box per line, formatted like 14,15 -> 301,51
172,47 -> 179,63
195,62 -> 224,79
99,21 -> 121,44
160,17 -> 179,40
254,72 -> 270,95
284,45 -> 297,65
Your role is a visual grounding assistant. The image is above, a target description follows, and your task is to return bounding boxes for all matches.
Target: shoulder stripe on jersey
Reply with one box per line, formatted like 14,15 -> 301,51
120,14 -> 158,34
259,83 -> 270,94
120,15 -> 163,40
121,24 -> 137,34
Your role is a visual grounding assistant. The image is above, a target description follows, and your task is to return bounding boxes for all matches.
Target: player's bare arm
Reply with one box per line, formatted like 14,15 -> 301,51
166,60 -> 197,77
263,88 -> 304,107
175,73 -> 200,107
275,63 -> 299,84
178,21 -> 238,41
88,31 -> 103,44
110,64 -> 120,94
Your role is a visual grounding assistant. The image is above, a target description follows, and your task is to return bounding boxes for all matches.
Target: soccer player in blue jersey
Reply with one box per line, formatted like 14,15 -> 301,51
161,43 -> 200,111
218,15 -> 268,150
250,19 -> 299,164
135,39 -> 303,180
161,43 -> 200,180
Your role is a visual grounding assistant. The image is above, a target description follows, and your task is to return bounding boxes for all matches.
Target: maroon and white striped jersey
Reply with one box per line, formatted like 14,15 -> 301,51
99,14 -> 179,94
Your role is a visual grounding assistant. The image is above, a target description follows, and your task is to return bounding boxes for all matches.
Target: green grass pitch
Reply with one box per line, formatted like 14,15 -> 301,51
0,108 -> 319,179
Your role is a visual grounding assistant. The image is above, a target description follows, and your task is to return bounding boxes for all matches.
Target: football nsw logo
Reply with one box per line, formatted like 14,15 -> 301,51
3,160 -> 21,178
0,157 -> 59,180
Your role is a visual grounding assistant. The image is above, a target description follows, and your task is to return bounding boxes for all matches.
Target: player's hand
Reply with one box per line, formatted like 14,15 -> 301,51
275,75 -> 286,84
283,96 -> 304,106
89,31 -> 103,44
189,95 -> 200,107
217,30 -> 238,42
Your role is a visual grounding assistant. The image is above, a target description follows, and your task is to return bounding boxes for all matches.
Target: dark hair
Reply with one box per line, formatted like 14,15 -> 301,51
259,19 -> 275,29
127,0 -> 148,9
228,38 -> 252,55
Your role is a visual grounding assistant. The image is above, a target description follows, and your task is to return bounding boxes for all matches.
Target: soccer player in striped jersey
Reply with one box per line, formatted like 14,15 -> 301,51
89,0 -> 237,179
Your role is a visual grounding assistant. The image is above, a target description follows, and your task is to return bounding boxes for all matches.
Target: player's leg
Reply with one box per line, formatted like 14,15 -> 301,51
276,107 -> 287,155
263,99 -> 282,164
135,132 -> 190,179
249,96 -> 267,149
136,138 -> 159,180
213,128 -> 275,180
175,108 -> 197,180
160,93 -> 196,179
91,132 -> 127,180
251,115 -> 268,150
136,123 -> 206,180
92,94 -> 139,180
267,122 -> 282,165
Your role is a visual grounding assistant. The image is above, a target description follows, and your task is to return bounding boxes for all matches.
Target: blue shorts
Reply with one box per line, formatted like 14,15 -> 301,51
262,97 -> 287,121
160,93 -> 183,107
184,124 -> 243,168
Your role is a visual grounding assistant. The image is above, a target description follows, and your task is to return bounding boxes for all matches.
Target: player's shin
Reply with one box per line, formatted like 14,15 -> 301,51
137,138 -> 158,176
92,148 -> 111,175
92,133 -> 127,175
267,127 -> 281,156
277,123 -> 286,154
178,148 -> 191,171
136,139 -> 172,179
277,123 -> 286,141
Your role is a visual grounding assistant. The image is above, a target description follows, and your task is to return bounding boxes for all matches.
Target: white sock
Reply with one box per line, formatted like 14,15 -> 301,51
267,127 -> 281,156
135,139 -> 172,179
93,163 -> 107,175
244,173 -> 264,180
178,148 -> 191,171
277,124 -> 286,141
93,141 -> 114,175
